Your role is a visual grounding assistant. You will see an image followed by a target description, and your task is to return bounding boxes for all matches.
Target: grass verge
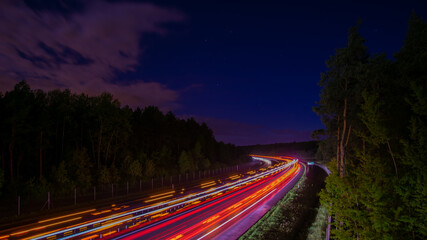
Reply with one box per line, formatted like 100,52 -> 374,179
307,205 -> 328,240
240,165 -> 327,240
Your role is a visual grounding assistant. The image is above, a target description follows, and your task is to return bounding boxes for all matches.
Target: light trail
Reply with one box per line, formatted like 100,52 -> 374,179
0,155 -> 301,240
38,209 -> 96,223
144,194 -> 174,203
200,183 -> 216,188
196,188 -> 276,240
52,160 -> 297,240
112,158 -> 302,240
115,172 -> 283,240
10,217 -> 82,237
148,191 -> 176,199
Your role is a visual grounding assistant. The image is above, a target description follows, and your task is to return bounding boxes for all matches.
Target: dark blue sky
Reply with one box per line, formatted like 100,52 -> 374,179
117,0 -> 426,145
2,0 -> 427,145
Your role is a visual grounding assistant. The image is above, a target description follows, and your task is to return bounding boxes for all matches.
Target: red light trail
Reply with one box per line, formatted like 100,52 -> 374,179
0,156 -> 304,240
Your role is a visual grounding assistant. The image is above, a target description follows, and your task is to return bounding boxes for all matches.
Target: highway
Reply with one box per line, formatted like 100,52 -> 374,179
0,155 -> 304,240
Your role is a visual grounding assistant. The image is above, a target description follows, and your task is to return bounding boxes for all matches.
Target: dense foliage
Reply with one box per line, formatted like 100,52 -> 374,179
0,83 -> 245,196
314,14 -> 426,239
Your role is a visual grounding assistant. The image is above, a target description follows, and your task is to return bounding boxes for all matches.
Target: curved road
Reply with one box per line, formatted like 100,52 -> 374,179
0,156 -> 304,240
112,160 -> 303,240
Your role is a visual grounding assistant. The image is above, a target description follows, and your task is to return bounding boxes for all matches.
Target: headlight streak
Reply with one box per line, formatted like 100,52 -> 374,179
189,164 -> 301,239
194,165 -> 300,239
202,215 -> 220,224
102,230 -> 116,237
116,172 -> 278,240
38,209 -> 96,223
29,158 -> 297,240
148,191 -> 176,199
228,175 -> 241,180
200,183 -> 216,188
200,181 -> 215,186
10,217 -> 82,237
81,234 -> 98,240
57,169 -> 282,240
196,188 -> 277,240
144,194 -> 174,203
116,163 -> 302,240
169,234 -> 183,240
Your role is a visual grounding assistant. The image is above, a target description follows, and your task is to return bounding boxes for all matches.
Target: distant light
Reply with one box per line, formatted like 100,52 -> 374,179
307,162 -> 314,165
251,157 -> 272,165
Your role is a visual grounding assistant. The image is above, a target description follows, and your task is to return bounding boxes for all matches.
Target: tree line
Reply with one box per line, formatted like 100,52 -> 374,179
314,14 -> 426,239
0,82 -> 246,197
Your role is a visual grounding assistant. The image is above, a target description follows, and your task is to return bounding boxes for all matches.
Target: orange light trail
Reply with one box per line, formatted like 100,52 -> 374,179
81,234 -> 98,240
201,183 -> 216,188
117,159 -> 301,240
149,191 -> 175,198
6,156 -> 299,240
103,230 -> 117,237
200,181 -> 216,187
11,217 -> 82,236
144,194 -> 174,203
38,209 -> 95,223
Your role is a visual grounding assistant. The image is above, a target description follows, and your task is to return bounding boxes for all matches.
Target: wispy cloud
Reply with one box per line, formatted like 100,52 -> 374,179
0,0 -> 184,110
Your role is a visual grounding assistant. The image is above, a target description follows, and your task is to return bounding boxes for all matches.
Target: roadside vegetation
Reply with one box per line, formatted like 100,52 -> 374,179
240,165 -> 327,240
314,14 -> 427,238
307,206 -> 328,240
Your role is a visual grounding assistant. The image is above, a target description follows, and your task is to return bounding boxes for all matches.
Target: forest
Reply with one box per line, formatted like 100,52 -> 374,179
0,83 -> 245,197
314,14 -> 426,239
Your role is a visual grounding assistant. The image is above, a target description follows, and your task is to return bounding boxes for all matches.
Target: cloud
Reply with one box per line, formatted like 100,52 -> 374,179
0,0 -> 184,110
187,116 -> 312,146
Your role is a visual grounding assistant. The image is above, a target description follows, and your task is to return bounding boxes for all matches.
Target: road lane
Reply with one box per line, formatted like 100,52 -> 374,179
110,160 -> 302,240
0,156 -> 301,240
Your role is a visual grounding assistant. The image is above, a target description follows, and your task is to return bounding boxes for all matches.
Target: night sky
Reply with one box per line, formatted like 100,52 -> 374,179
1,0 -> 426,145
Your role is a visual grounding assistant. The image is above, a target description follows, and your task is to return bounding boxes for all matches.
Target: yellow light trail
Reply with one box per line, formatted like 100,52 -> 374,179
11,217 -> 82,236
228,175 -> 240,180
202,215 -> 220,224
38,209 -> 95,223
10,226 -> 45,237
149,191 -> 175,198
102,230 -> 116,237
102,215 -> 132,226
151,212 -> 170,219
17,157 -> 298,240
169,234 -> 183,240
201,183 -> 216,188
81,234 -> 98,240
201,181 -> 215,186
91,209 -> 112,216
22,229 -> 61,240
24,215 -> 117,240
227,202 -> 243,211
144,194 -> 174,203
